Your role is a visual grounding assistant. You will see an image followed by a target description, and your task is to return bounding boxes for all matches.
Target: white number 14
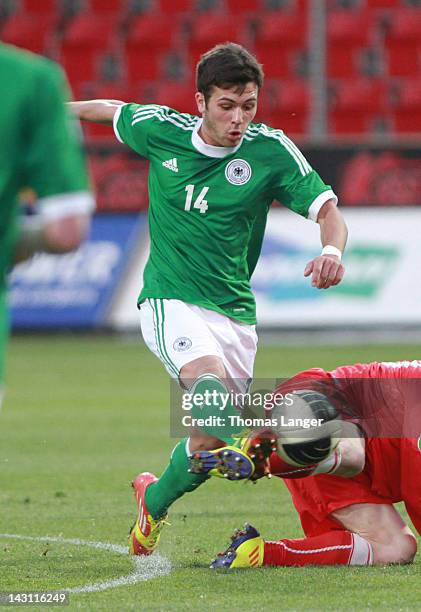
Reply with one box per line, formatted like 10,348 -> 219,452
184,184 -> 209,214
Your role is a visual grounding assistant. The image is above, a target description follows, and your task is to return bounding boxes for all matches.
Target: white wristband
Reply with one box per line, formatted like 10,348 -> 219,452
321,245 -> 342,260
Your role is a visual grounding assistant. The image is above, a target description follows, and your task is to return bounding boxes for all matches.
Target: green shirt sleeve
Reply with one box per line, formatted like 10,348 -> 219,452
113,103 -> 164,158
22,60 -> 90,198
270,131 -> 336,220
247,203 -> 270,278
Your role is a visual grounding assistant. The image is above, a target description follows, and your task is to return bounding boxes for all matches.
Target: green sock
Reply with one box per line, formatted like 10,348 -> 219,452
145,376 -> 243,519
145,438 -> 208,519
189,374 -> 242,444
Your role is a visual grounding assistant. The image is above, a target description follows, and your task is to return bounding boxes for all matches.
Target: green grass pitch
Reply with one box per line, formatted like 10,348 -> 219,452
0,336 -> 420,610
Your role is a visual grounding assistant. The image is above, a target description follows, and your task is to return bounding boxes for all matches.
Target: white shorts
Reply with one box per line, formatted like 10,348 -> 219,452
139,298 -> 257,391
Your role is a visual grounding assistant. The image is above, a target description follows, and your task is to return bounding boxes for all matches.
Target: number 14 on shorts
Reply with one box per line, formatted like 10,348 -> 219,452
184,184 -> 209,214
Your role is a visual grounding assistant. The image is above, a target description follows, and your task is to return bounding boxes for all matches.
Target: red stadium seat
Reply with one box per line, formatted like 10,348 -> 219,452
259,79 -> 310,134
154,81 -> 198,115
88,0 -> 125,14
84,81 -> 144,104
385,9 -> 421,77
255,13 -> 307,47
82,121 -> 116,140
267,112 -> 308,134
328,78 -> 387,134
366,0 -> 400,7
60,13 -> 118,84
255,47 -> 295,79
386,45 -> 421,77
386,8 -> 421,40
1,14 -> 56,54
327,9 -> 373,78
391,80 -> 421,133
327,46 -> 367,79
158,0 -> 194,13
254,13 -> 307,79
124,14 -> 178,81
62,12 -> 117,47
187,14 -> 248,68
21,0 -> 58,14
127,13 -> 177,47
225,0 -> 259,13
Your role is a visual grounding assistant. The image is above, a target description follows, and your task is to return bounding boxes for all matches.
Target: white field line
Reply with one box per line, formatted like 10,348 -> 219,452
0,533 -> 172,593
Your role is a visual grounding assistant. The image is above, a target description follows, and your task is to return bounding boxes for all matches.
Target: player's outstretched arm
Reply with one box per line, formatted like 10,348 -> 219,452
67,100 -> 125,125
304,199 -> 347,289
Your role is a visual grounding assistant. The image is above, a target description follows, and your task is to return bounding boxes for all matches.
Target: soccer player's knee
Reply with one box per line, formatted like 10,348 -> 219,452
396,534 -> 417,564
180,358 -> 226,385
375,534 -> 417,565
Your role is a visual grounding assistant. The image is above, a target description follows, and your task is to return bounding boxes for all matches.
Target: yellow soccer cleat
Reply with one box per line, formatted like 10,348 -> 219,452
210,524 -> 264,569
188,445 -> 256,480
128,472 -> 168,555
188,434 -> 277,481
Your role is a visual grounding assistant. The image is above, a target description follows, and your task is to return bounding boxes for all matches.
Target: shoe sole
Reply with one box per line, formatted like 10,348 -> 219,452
188,448 -> 254,480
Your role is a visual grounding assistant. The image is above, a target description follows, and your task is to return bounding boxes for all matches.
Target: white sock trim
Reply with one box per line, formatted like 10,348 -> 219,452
188,373 -> 226,394
349,533 -> 373,565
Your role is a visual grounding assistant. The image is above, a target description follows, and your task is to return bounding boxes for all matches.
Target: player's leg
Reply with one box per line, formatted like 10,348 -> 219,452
284,462 -> 416,565
143,352 -> 259,538
180,354 -> 249,446
141,299 -> 248,445
183,306 -> 261,476
212,503 -> 416,569
131,300 -> 256,554
211,523 -> 372,569
332,503 -> 418,564
214,438 -> 417,567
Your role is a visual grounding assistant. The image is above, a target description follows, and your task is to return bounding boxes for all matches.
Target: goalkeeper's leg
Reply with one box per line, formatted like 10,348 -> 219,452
211,524 -> 373,568
266,503 -> 417,566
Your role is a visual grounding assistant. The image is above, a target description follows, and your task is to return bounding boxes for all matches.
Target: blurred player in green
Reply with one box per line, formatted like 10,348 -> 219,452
0,43 -> 94,401
69,43 -> 347,555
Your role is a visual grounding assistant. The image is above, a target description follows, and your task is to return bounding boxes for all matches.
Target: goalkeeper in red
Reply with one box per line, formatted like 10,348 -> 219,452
69,42 -> 347,556
212,360 -> 421,568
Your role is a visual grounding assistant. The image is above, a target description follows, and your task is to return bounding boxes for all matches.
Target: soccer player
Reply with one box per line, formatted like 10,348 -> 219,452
68,43 -> 347,555
211,360 -> 421,568
0,43 -> 94,404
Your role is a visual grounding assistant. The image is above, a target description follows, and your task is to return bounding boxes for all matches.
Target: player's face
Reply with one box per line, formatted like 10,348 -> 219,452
195,83 -> 258,147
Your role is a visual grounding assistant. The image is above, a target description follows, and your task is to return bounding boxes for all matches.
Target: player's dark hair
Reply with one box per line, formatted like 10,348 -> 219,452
196,42 -> 264,103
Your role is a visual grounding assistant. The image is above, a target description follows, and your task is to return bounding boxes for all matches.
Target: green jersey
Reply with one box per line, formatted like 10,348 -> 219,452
115,104 -> 336,324
0,44 -> 93,383
0,43 -> 92,292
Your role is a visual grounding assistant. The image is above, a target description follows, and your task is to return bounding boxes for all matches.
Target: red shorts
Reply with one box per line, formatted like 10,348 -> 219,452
284,438 -> 421,536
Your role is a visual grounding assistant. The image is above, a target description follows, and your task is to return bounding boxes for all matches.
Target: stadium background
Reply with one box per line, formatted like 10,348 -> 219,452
2,0 -> 421,335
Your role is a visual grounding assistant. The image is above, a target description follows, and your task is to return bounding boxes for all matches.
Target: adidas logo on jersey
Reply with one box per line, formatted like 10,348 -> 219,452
162,157 -> 178,173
